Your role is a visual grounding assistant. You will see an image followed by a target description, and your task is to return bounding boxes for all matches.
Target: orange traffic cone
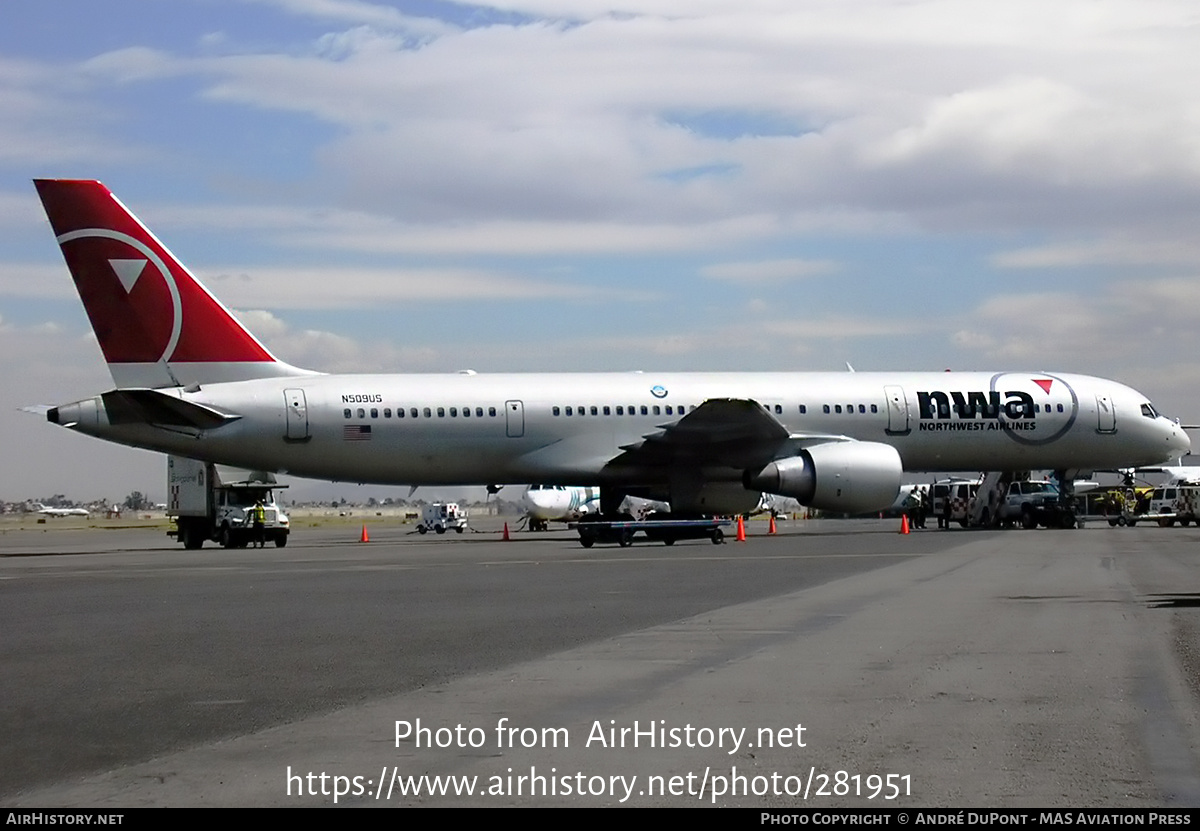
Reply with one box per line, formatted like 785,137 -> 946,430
768,514 -> 777,535
502,522 -> 511,541
899,514 -> 910,535
736,515 -> 746,541
360,524 -> 369,543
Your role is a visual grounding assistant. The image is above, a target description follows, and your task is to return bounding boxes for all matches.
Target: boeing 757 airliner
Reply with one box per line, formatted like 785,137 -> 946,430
31,179 -> 1191,519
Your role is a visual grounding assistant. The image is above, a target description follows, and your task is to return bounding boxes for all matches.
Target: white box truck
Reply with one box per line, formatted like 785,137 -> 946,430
167,455 -> 290,549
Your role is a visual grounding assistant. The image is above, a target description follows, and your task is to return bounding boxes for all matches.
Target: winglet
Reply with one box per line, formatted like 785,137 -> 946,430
34,179 -> 313,388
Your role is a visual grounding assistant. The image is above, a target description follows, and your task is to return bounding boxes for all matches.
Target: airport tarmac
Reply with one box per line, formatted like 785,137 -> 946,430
3,517 -> 1200,807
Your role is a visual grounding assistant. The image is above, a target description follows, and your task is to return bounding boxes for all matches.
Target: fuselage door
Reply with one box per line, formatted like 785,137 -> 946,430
284,388 -> 309,441
884,385 -> 910,435
1096,395 -> 1116,433
506,399 -> 525,438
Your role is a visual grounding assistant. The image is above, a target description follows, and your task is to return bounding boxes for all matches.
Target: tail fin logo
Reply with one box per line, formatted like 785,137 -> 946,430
57,228 -> 183,365
36,179 -> 280,381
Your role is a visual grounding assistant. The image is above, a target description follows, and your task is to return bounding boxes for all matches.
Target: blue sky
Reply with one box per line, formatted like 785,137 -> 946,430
3,0 -> 1200,501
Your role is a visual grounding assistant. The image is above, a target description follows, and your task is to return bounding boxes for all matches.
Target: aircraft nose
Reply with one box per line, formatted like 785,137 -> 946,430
1171,422 -> 1192,457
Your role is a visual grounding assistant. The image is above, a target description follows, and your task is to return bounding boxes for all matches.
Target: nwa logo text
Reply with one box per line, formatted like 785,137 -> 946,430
916,390 -> 1037,432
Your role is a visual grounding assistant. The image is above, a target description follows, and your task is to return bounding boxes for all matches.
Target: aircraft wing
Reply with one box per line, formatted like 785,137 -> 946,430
605,398 -> 849,472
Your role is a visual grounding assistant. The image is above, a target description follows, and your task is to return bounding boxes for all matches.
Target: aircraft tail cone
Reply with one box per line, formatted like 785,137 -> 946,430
360,524 -> 369,543
768,514 -> 777,535
502,522 -> 511,541
736,515 -> 746,542
899,515 -> 910,535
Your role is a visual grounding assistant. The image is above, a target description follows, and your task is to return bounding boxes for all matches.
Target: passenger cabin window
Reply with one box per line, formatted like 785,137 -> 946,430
553,406 -> 561,416
343,408 -> 351,418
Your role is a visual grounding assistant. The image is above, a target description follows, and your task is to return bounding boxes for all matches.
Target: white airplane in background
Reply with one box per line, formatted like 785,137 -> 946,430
521,485 -> 602,531
30,180 -> 1191,527
33,503 -> 89,517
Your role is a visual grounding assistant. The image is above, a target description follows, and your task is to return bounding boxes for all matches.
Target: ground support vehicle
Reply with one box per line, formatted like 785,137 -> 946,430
1143,485 -> 1200,527
418,502 -> 468,534
931,478 -> 981,528
995,480 -> 1075,529
166,455 -> 290,549
569,516 -> 730,547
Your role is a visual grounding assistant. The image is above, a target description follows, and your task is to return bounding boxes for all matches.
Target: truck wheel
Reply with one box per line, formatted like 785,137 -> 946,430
435,525 -> 446,535
1108,518 -> 1119,527
1021,508 -> 1037,530
418,525 -> 427,534
456,526 -> 464,534
275,535 -> 288,548
711,528 -> 724,544
1182,518 -> 1192,527
181,523 -> 204,550
219,526 -> 233,548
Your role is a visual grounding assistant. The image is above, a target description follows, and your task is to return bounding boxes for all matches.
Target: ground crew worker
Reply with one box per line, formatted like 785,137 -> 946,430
252,500 -> 266,548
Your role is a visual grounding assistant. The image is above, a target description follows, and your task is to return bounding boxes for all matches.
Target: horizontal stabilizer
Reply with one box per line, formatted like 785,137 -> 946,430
100,389 -> 240,430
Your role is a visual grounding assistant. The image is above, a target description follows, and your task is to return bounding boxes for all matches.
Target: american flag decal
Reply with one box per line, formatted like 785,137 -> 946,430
343,424 -> 372,441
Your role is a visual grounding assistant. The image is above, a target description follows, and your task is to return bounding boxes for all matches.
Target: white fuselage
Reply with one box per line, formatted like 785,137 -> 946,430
52,370 -> 1189,489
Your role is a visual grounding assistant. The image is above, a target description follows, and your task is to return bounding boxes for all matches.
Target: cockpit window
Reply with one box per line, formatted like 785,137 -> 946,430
1141,403 -> 1158,418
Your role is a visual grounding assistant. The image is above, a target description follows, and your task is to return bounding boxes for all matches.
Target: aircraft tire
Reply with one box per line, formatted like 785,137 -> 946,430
580,534 -> 595,548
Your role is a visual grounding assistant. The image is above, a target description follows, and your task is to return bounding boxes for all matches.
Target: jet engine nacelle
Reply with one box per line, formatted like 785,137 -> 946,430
745,441 -> 903,513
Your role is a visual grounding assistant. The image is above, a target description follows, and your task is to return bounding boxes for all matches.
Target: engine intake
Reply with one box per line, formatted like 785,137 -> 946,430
745,441 -> 902,513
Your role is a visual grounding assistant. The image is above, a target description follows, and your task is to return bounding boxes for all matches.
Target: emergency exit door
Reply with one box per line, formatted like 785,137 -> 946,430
506,400 -> 525,438
884,385 -> 910,435
284,388 -> 310,441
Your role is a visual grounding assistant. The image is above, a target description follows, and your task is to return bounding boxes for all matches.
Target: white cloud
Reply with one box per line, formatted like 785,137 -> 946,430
701,258 -> 840,282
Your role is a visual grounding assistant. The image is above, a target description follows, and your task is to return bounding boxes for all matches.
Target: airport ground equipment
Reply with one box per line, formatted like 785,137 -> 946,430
968,472 -> 1076,529
931,478 -> 980,528
570,515 -> 730,547
417,502 -> 468,534
1143,484 -> 1200,526
166,455 -> 290,549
